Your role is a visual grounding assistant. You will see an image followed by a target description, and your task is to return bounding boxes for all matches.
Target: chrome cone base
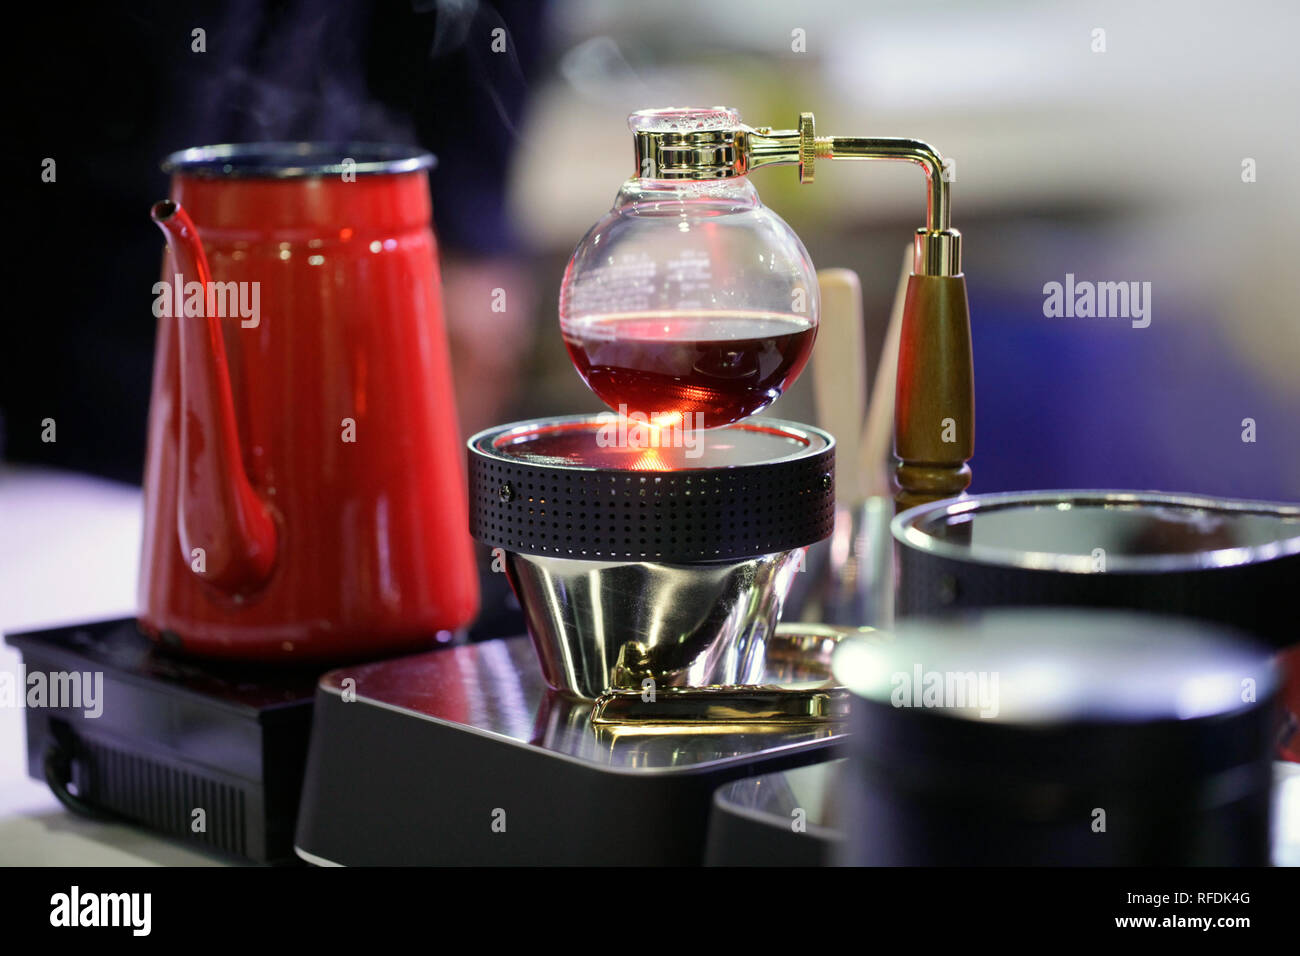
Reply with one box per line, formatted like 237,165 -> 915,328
506,550 -> 802,701
468,414 -> 841,721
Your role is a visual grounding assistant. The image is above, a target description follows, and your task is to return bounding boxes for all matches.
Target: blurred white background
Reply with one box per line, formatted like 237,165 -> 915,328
503,0 -> 1300,499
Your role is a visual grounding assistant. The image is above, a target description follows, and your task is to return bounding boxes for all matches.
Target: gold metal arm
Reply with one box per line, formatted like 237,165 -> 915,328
634,111 -> 960,276
811,136 -> 949,231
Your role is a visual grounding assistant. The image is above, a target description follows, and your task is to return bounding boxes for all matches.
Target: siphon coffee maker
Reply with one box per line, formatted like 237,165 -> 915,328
294,107 -> 974,864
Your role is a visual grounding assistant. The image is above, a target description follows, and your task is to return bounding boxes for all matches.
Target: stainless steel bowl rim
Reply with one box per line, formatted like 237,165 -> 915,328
467,414 -> 834,472
892,489 -> 1300,574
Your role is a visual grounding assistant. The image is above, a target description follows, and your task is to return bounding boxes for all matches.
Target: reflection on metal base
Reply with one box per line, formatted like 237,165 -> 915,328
507,550 -> 804,700
293,636 -> 850,864
590,623 -> 868,728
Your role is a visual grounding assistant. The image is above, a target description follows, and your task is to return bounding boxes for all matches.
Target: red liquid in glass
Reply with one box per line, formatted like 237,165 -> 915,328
563,311 -> 816,428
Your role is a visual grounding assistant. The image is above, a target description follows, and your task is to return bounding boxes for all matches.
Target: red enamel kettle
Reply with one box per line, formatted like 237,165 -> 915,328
140,143 -> 479,662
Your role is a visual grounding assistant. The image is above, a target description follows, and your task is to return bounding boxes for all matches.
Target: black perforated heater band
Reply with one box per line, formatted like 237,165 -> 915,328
468,416 -> 836,563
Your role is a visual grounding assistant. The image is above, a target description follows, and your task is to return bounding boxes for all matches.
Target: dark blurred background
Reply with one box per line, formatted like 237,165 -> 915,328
5,0 -> 548,480
4,0 -> 1299,630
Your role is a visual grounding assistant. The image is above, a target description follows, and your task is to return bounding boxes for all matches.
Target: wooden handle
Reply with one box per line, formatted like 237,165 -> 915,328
893,273 -> 974,511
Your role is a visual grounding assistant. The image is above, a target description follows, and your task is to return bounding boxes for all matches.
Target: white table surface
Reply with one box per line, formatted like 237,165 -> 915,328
0,466 -> 219,865
1,464 -> 1297,866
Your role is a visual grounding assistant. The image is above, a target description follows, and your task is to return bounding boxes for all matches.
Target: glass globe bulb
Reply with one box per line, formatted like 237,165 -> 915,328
559,165 -> 819,429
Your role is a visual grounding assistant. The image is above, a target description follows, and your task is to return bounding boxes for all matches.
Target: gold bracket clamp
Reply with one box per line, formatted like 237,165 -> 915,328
589,623 -> 870,729
590,685 -> 850,728
632,109 -> 961,276
631,107 -> 973,509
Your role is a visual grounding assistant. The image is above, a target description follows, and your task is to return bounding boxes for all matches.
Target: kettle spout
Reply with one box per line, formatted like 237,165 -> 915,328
151,199 -> 277,593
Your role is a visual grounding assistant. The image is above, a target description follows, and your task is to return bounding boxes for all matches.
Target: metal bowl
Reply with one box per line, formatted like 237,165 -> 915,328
891,490 -> 1300,648
505,550 -> 801,699
467,415 -> 836,699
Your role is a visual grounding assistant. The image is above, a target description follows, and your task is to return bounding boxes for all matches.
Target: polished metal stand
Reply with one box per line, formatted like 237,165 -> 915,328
293,636 -> 846,865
